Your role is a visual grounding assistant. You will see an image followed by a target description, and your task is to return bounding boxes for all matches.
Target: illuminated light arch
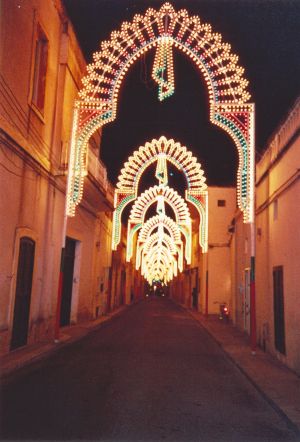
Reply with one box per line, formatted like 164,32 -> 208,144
126,186 -> 191,262
143,232 -> 177,256
112,136 -> 208,251
117,136 -> 207,193
139,214 -> 181,244
143,244 -> 179,279
67,3 -> 254,226
130,213 -> 191,265
129,185 -> 191,225
142,246 -> 176,284
143,256 -> 175,284
137,231 -> 183,272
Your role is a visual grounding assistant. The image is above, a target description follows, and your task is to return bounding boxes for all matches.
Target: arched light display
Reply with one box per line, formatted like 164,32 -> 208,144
66,3 -> 254,225
138,212 -> 179,284
138,214 -> 182,244
137,229 -> 183,274
126,185 -> 191,262
129,185 -> 191,224
135,213 -> 190,266
142,246 -> 176,284
112,136 -> 207,252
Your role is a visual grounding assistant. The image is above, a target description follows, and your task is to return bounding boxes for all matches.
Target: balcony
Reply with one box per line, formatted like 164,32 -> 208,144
84,148 -> 115,212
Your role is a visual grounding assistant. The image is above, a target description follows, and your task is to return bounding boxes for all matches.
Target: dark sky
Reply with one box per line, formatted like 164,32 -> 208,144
63,0 -> 300,187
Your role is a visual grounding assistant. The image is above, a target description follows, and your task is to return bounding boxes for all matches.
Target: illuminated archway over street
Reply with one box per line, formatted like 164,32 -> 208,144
66,2 -> 255,225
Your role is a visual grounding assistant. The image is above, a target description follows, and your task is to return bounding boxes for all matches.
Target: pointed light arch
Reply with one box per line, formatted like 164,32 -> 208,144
112,136 -> 208,252
67,2 -> 254,225
126,186 -> 191,262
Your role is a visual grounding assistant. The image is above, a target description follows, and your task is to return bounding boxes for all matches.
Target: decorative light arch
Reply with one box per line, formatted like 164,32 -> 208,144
129,185 -> 191,225
142,245 -> 176,284
143,232 -> 177,256
117,136 -> 207,193
139,214 -> 182,244
136,229 -> 183,272
126,186 -> 191,261
141,246 -> 177,283
66,2 -> 254,227
133,213 -> 191,265
112,136 -> 208,252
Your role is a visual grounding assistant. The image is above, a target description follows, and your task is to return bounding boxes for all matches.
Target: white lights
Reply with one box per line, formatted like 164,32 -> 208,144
67,1 -> 255,254
112,136 -> 208,257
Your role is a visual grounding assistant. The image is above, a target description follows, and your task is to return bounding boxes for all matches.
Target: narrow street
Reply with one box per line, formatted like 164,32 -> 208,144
0,298 -> 297,441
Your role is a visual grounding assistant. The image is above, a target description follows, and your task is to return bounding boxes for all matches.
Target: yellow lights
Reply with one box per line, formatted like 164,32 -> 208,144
136,214 -> 184,283
126,185 -> 192,264
152,37 -> 175,101
113,136 -> 208,258
139,214 -> 181,244
129,185 -> 191,225
67,0 -> 255,259
155,153 -> 168,186
117,136 -> 207,193
213,102 -> 255,223
79,2 -> 251,112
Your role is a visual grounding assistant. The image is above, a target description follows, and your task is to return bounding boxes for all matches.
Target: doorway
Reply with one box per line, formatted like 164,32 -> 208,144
244,268 -> 251,334
120,269 -> 126,305
60,237 -> 76,327
273,266 -> 285,354
10,237 -> 35,350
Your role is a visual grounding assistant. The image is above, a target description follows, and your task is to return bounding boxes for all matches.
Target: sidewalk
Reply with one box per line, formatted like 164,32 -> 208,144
186,308 -> 300,435
0,305 -> 127,382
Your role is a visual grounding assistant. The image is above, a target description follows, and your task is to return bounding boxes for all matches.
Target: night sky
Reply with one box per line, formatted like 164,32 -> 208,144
63,0 -> 300,187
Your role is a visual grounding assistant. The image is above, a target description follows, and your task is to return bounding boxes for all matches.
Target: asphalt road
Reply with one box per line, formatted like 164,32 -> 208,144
0,298 -> 298,441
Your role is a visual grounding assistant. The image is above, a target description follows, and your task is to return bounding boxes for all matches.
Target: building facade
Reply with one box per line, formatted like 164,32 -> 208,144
0,0 -> 134,355
170,186 -> 236,314
255,98 -> 300,373
230,97 -> 300,374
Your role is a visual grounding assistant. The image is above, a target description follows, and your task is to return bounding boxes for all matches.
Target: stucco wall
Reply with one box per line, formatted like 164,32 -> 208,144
206,187 -> 236,315
256,108 -> 300,373
0,0 -> 118,354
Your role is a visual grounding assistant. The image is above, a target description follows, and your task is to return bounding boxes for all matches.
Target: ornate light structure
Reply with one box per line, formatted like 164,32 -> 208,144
112,136 -> 207,252
66,3 -> 254,225
126,185 -> 192,262
139,213 -> 180,285
152,36 -> 175,101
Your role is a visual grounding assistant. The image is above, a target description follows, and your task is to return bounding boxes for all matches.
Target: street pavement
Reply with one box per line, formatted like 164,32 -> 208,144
0,297 -> 299,441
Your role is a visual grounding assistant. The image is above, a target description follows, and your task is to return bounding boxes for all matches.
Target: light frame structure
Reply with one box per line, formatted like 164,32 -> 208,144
112,136 -> 208,253
66,2 -> 254,226
126,185 -> 192,262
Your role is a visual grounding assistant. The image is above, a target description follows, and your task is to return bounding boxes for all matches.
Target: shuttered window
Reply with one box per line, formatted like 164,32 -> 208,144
32,25 -> 48,112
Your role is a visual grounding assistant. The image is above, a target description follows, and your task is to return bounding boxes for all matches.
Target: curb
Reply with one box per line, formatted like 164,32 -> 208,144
183,307 -> 300,437
0,304 -> 131,384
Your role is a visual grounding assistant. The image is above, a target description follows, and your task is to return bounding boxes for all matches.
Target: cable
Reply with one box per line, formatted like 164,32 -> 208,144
0,74 -> 61,168
0,161 -> 36,180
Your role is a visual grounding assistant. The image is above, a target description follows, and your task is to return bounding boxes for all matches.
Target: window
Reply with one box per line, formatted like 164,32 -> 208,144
32,24 -> 48,112
273,266 -> 285,354
217,199 -> 226,207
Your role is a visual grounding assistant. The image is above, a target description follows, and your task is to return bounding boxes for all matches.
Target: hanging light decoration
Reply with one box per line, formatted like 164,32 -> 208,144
152,36 -> 175,101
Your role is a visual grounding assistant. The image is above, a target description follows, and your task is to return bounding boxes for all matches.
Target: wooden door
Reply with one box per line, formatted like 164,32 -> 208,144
60,237 -> 76,326
10,237 -> 35,350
